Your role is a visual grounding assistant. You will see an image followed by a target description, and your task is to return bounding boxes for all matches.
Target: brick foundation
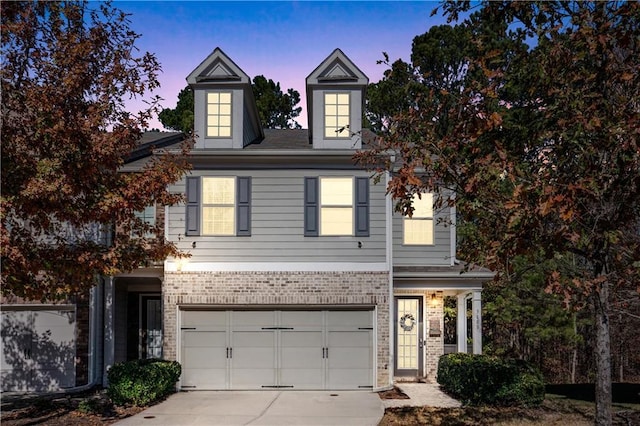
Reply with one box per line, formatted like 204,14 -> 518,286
163,270 -> 390,388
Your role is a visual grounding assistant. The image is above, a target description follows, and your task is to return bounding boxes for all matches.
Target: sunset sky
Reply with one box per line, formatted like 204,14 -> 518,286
117,1 -> 452,129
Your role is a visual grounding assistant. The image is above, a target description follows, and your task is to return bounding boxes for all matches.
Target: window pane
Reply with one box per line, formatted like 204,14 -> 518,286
337,93 -> 349,104
219,92 -> 231,103
219,116 -> 231,126
337,105 -> 349,116
207,127 -> 219,137
207,92 -> 219,103
321,207 -> 352,235
404,219 -> 434,245
325,104 -> 337,116
219,127 -> 231,137
207,104 -> 219,115
220,104 -> 231,115
325,93 -> 337,104
412,193 -> 433,218
321,178 -> 352,205
202,177 -> 235,204
202,207 -> 234,235
208,115 -> 219,126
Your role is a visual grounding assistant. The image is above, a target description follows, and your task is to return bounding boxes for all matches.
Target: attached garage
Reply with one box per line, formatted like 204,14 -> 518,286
1,306 -> 76,392
180,309 -> 374,390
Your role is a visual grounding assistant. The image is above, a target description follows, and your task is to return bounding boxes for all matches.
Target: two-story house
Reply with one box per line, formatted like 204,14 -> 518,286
2,48 -> 491,394
140,48 -> 489,390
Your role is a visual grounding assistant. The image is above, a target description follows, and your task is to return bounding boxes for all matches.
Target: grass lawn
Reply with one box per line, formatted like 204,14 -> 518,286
379,394 -> 640,425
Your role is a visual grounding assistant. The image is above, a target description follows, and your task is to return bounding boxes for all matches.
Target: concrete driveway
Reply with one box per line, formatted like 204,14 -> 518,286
115,390 -> 385,426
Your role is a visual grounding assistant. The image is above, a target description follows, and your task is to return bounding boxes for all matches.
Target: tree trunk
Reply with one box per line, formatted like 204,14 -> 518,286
571,313 -> 577,384
594,279 -> 612,426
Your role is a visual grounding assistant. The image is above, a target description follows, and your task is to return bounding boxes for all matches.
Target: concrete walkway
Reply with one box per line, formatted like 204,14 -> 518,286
382,383 -> 461,409
115,390 -> 384,426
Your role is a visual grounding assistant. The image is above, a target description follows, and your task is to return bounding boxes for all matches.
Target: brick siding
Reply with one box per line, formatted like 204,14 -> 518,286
163,270 -> 390,388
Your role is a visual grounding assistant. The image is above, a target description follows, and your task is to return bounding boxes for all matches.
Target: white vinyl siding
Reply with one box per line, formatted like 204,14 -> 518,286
403,193 -> 434,245
202,177 -> 235,235
324,93 -> 350,138
206,91 -> 232,138
320,177 -> 353,236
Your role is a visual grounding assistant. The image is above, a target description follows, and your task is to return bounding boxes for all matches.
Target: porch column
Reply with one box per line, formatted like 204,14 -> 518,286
456,293 -> 467,353
472,290 -> 482,354
103,276 -> 115,386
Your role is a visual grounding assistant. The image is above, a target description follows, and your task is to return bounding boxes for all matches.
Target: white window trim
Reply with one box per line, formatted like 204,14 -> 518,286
201,176 -> 235,236
323,91 -> 351,139
319,176 -> 354,236
402,193 -> 435,246
205,90 -> 233,139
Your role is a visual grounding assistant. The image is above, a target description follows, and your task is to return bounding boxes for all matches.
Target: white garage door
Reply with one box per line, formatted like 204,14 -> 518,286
1,307 -> 76,392
180,309 -> 373,390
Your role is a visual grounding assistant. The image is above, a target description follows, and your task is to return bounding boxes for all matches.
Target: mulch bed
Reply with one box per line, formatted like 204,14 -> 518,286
378,386 -> 411,400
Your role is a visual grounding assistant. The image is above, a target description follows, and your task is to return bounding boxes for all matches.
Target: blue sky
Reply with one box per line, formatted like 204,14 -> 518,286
116,1 -> 451,129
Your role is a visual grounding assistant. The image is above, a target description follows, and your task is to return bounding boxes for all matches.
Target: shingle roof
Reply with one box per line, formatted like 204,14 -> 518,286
244,128 -> 378,150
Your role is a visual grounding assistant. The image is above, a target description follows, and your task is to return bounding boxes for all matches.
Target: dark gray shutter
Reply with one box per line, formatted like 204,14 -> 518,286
355,177 -> 369,237
185,176 -> 200,236
236,176 -> 251,236
304,177 -> 319,236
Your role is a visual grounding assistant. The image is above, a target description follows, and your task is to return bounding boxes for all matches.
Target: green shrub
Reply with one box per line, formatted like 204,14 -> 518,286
437,353 -> 544,406
107,359 -> 181,406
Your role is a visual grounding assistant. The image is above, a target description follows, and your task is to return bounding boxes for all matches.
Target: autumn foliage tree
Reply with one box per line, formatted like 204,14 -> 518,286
1,1 -> 191,300
357,2 -> 639,423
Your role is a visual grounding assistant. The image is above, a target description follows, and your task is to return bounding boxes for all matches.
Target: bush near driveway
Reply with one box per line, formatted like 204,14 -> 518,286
107,359 -> 181,406
437,353 -> 545,406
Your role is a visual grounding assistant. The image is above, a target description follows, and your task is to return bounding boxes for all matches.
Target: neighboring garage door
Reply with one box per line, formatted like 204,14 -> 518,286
1,307 -> 76,392
180,309 -> 373,390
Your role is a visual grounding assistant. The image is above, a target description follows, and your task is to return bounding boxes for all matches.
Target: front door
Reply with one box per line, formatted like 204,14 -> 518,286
395,297 -> 423,377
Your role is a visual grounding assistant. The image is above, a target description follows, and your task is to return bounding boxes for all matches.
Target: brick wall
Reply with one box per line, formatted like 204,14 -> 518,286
163,270 -> 390,388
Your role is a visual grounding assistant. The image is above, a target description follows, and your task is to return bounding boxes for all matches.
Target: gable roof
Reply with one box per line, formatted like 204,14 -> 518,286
305,49 -> 369,142
186,47 -> 251,85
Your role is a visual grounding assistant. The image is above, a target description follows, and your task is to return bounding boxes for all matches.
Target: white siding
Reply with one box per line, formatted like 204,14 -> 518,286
168,169 -> 386,263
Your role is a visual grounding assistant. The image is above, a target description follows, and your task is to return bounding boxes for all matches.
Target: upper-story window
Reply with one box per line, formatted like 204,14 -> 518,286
133,204 -> 156,238
403,193 -> 434,245
324,93 -> 350,138
206,91 -> 232,138
202,177 -> 235,235
185,176 -> 251,237
320,177 -> 353,235
304,176 -> 369,237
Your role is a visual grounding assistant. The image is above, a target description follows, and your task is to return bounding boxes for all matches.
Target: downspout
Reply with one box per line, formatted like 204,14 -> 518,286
386,169 -> 394,389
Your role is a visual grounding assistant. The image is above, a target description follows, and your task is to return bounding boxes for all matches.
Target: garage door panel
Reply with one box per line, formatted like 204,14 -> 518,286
328,368 -> 372,389
182,311 -> 226,327
281,311 -> 323,327
327,311 -> 372,328
181,330 -> 227,389
232,311 -> 275,326
182,330 -> 226,348
329,330 -> 371,347
329,346 -> 372,369
231,368 -> 276,388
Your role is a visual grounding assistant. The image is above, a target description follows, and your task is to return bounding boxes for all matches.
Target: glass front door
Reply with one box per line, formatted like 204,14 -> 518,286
395,297 -> 423,377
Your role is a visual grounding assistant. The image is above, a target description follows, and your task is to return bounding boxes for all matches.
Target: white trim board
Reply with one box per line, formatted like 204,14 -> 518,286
165,261 -> 389,273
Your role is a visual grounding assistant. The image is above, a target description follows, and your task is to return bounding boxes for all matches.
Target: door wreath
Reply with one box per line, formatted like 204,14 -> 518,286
399,313 -> 416,331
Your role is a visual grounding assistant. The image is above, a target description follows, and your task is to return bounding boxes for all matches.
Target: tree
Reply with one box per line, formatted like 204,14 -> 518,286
251,75 -> 302,129
1,1 -> 191,300
159,76 -> 302,132
157,86 -> 194,133
356,2 -> 639,424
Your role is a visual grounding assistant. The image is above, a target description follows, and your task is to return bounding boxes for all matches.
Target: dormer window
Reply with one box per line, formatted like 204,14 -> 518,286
324,93 -> 350,138
206,91 -> 232,138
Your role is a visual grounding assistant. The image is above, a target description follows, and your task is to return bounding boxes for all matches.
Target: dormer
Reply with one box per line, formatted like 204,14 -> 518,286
306,49 -> 369,150
187,48 -> 263,149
